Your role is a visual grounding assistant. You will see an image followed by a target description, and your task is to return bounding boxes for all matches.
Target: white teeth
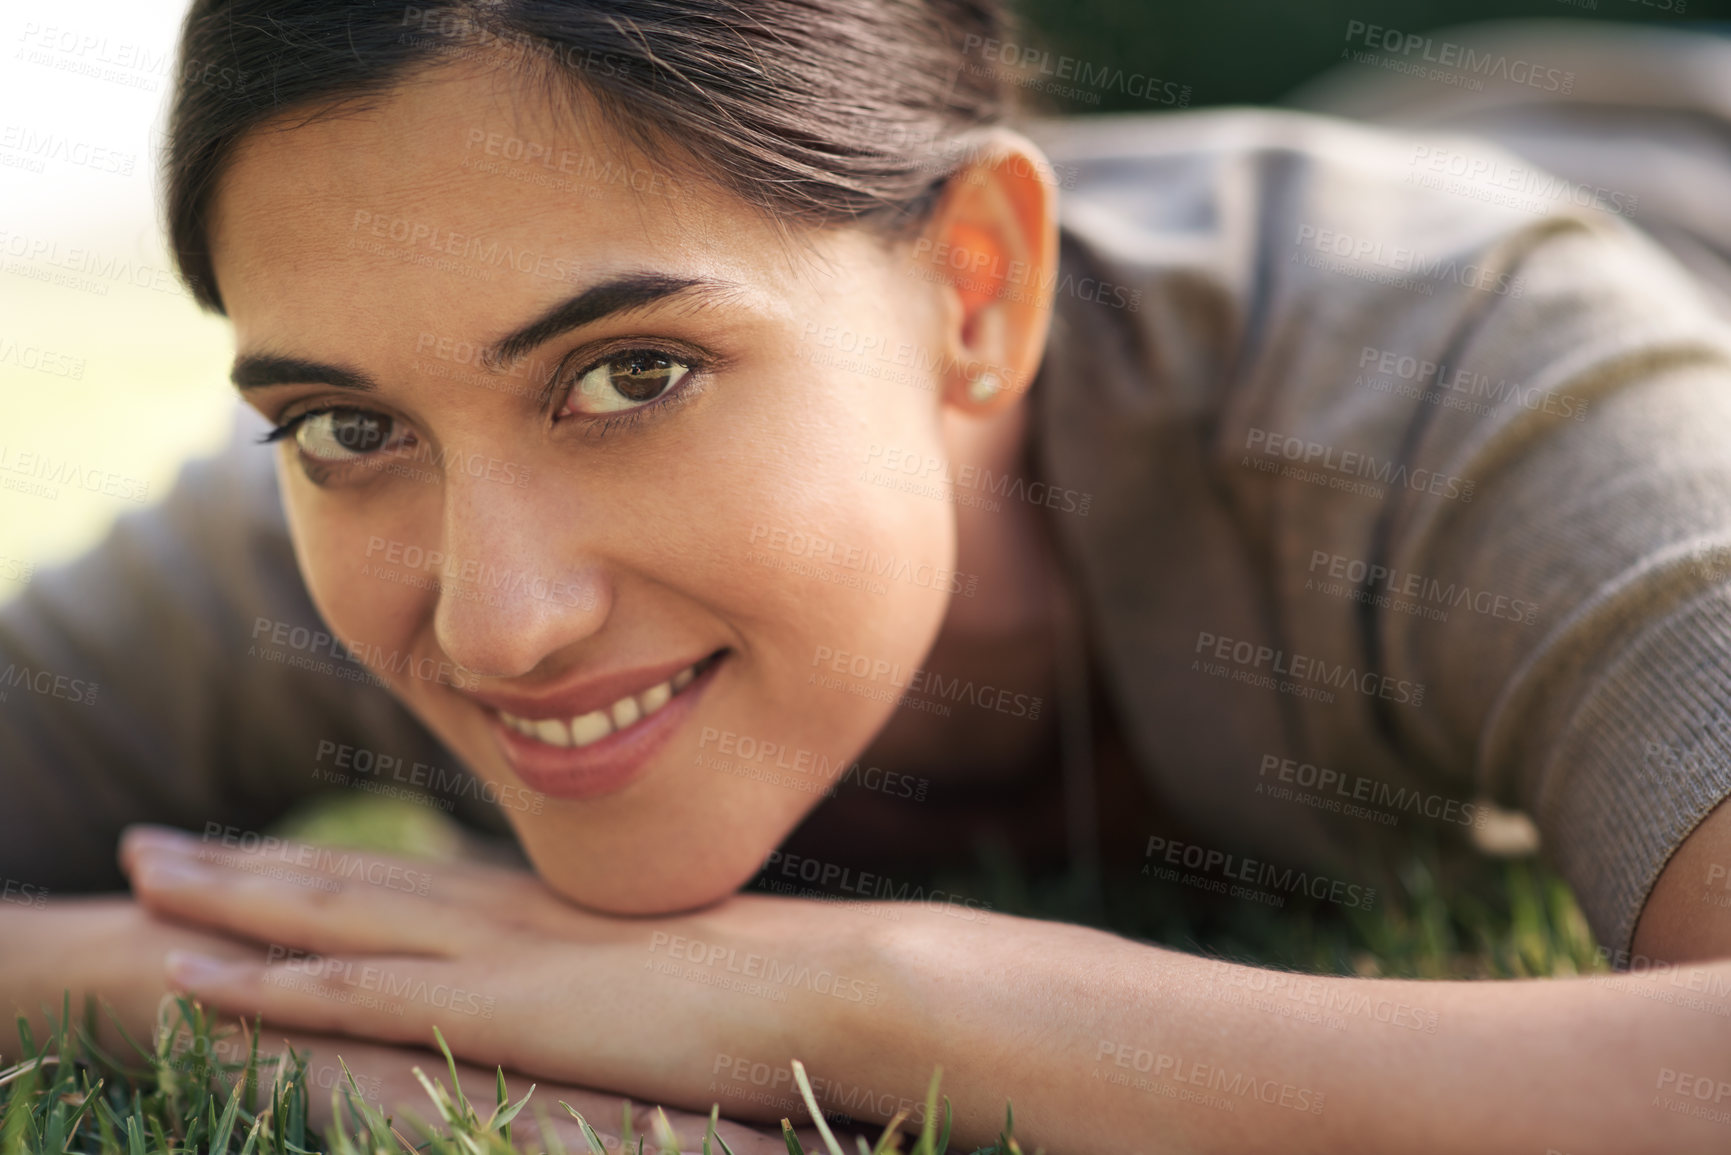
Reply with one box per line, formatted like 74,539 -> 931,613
534,718 -> 572,747
500,656 -> 712,747
640,681 -> 672,715
570,710 -> 612,747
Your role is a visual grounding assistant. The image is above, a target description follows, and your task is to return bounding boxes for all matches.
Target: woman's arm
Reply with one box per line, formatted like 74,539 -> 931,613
0,896 -> 263,1064
1634,796 -> 1731,964
848,903 -> 1731,1154
0,898 -> 798,1153
124,826 -> 1731,1155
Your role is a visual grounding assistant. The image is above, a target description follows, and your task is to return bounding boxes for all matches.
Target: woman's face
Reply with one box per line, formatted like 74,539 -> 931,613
210,64 -> 1047,914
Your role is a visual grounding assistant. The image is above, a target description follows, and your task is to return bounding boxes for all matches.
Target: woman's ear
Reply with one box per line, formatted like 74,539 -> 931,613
909,127 -> 1061,417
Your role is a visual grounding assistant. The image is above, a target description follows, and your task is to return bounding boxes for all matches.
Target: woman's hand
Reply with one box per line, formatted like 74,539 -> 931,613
118,824 -> 887,1128
105,821 -> 1731,1153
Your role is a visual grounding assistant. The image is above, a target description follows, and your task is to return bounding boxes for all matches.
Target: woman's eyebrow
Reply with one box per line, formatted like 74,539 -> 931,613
229,272 -> 747,393
482,271 -> 747,368
231,355 -> 377,393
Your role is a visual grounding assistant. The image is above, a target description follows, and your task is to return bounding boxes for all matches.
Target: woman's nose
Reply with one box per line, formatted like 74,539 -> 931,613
428,471 -> 609,680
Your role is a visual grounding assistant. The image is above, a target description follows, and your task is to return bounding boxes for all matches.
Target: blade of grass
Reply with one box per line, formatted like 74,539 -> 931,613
650,1106 -> 681,1155
789,1062 -> 841,1155
557,1102 -> 609,1155
211,1076 -> 244,1155
910,1068 -> 943,1155
59,1074 -> 106,1151
0,1056 -> 42,1155
530,1103 -> 566,1155
243,1019 -> 263,1119
485,1082 -> 535,1136
326,1089 -> 361,1155
0,1055 -> 59,1090
432,1029 -> 472,1124
146,1110 -> 173,1153
868,1109 -> 908,1155
92,1091 -> 119,1155
995,1104 -> 1021,1155
410,1069 -> 460,1128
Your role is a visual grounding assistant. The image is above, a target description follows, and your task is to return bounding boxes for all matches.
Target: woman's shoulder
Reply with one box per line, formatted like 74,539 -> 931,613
1025,103 -> 1436,167
1028,98 -> 1725,420
1025,103 -> 1630,255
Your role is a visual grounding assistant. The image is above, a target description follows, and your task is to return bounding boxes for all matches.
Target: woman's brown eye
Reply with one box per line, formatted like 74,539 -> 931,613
566,351 -> 691,415
293,409 -> 404,462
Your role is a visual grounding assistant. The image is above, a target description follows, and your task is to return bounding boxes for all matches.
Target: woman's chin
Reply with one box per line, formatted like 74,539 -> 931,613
534,858 -> 754,917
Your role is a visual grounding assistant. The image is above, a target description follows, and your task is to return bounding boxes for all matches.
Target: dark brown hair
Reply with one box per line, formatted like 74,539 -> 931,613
165,0 -> 1023,313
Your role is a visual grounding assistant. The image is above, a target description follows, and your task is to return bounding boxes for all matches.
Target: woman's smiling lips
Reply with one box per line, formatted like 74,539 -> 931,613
470,649 -> 728,799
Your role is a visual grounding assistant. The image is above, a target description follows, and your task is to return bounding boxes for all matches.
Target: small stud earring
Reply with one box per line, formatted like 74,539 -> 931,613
967,372 -> 1001,405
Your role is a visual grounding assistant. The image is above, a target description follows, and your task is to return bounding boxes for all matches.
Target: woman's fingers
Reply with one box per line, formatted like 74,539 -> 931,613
120,823 -> 540,896
120,823 -> 584,940
163,951 -> 497,1054
123,833 -> 470,957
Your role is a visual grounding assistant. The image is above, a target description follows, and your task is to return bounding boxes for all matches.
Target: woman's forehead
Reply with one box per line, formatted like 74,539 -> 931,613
212,67 -> 687,251
207,68 -> 902,384
209,68 -> 813,335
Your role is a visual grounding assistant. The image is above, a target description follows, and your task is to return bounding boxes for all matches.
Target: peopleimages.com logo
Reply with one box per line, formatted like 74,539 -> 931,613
1340,20 -> 1576,95
1144,835 -> 1378,911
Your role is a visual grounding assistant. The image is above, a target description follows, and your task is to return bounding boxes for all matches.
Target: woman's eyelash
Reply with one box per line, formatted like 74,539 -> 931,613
545,342 -> 715,434
256,411 -> 319,445
256,342 -> 715,454
579,387 -> 698,438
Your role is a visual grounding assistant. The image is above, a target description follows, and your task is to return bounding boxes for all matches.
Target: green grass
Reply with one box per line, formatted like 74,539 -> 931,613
0,996 -> 1033,1155
949,824 -> 1608,982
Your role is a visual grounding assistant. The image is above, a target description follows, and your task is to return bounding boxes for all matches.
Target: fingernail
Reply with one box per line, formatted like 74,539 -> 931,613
136,856 -> 208,889
124,825 -> 196,853
165,951 -> 230,986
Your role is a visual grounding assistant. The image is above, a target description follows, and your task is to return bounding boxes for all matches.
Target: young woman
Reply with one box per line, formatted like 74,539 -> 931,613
6,2 -> 1731,1151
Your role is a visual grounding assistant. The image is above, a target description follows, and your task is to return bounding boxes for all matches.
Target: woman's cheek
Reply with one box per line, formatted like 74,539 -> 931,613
763,436 -> 954,743
672,369 -> 951,802
276,456 -> 439,692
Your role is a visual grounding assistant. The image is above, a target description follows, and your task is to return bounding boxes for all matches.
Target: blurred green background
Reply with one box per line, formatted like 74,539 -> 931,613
1016,0 -> 1729,111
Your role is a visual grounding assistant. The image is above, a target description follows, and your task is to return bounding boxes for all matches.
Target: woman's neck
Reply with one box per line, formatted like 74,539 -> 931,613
781,395 -> 1084,872
856,395 -> 1071,783
938,393 -> 1063,641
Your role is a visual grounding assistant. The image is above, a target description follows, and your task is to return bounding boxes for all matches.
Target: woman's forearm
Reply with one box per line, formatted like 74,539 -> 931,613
0,897 -> 152,1061
809,905 -> 1731,1154
115,838 -> 1731,1151
0,896 -> 263,1065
